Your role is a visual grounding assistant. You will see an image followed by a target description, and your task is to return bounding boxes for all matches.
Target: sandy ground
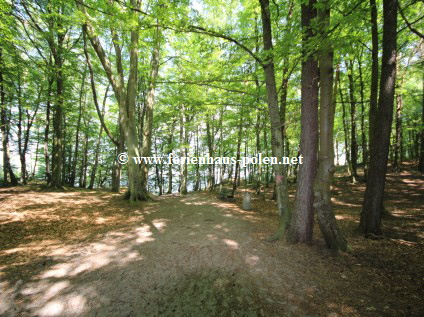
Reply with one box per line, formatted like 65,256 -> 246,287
0,174 -> 423,316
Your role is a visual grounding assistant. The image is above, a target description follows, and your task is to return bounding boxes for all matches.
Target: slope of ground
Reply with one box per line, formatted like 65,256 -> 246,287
0,172 -> 423,316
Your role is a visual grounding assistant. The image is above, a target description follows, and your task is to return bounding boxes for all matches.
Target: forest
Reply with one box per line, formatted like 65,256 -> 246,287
0,0 -> 423,316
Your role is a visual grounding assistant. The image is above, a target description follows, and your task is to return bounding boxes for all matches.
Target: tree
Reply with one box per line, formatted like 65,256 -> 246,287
288,0 -> 319,244
359,0 -> 397,235
313,0 -> 348,251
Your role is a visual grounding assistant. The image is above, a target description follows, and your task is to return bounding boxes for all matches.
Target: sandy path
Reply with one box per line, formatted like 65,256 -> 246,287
2,192 -> 306,317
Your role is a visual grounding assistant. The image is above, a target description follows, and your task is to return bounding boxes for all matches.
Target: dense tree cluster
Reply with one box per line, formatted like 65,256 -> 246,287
1,0 -> 423,250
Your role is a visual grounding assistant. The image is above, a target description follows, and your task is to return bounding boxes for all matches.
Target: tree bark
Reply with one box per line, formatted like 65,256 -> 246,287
288,0 -> 319,244
206,121 -> 215,190
0,48 -> 18,186
48,19 -> 66,189
89,87 -> 109,189
359,0 -> 397,235
369,0 -> 379,149
140,24 -> 161,198
419,62 -> 424,173
313,0 -> 348,252
346,60 -> 359,180
179,105 -> 188,195
259,0 -> 291,236
232,115 -> 243,196
70,68 -> 86,187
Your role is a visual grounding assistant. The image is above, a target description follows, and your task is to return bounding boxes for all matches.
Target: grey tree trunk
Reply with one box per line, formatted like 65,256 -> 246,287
313,0 -> 348,252
259,0 -> 291,237
70,70 -> 85,187
360,0 -> 397,235
206,121 -> 215,190
179,105 -> 188,195
346,60 -> 359,181
140,24 -> 161,198
369,0 -> 379,148
288,0 -> 319,244
0,48 -> 18,186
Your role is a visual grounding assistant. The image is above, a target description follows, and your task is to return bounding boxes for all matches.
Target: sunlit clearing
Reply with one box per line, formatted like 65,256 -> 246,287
223,239 -> 239,250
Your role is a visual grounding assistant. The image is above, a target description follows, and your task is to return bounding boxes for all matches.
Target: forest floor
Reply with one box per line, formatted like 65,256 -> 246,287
0,169 -> 423,317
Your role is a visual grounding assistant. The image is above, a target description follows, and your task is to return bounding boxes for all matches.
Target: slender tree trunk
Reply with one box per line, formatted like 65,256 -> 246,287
259,0 -> 291,235
32,129 -> 40,179
17,74 -> 27,184
369,0 -> 379,148
0,48 -> 18,185
44,74 -> 53,184
393,93 -> 403,172
206,121 -> 215,190
49,25 -> 66,189
360,0 -> 397,235
167,132 -> 174,194
79,125 -> 89,188
179,105 -> 188,195
89,90 -> 108,189
140,24 -> 161,198
255,110 -> 262,195
194,126 -> 201,191
419,62 -> 424,173
358,53 -> 368,177
313,0 -> 348,252
232,115 -> 243,196
70,78 -> 84,187
288,0 -> 318,244
346,60 -> 359,181
340,82 -> 352,174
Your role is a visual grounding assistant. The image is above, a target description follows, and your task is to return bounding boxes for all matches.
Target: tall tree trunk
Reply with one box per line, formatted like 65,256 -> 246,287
89,88 -> 108,189
232,115 -> 243,196
17,73 -> 27,184
32,129 -> 40,179
369,0 -> 379,148
79,125 -> 89,188
346,60 -> 359,181
49,28 -> 65,189
140,24 -> 161,198
313,0 -> 348,251
360,0 -> 397,235
393,93 -> 403,172
206,121 -> 215,190
259,0 -> 290,236
255,110 -> 262,195
80,0 -> 143,200
44,67 -> 53,184
179,105 -> 188,195
167,131 -> 174,194
0,48 -> 18,185
419,62 -> 424,173
339,82 -> 352,174
70,76 -> 85,187
194,126 -> 201,191
357,53 -> 368,177
288,0 -> 319,244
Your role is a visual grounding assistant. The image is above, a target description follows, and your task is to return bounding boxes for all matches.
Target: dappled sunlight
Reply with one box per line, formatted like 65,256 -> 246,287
1,174 -> 423,316
222,239 -> 239,250
245,255 -> 260,267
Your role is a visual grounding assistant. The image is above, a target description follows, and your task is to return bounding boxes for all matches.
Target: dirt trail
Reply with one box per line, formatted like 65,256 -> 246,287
1,187 -> 423,316
1,192 -> 304,316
